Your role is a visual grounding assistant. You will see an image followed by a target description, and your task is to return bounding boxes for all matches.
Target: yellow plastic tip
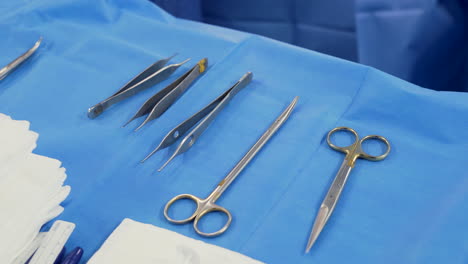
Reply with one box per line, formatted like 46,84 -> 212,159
198,58 -> 208,73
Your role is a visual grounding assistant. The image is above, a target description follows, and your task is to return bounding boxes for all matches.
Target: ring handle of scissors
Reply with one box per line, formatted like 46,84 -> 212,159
357,135 -> 391,161
164,194 -> 233,237
326,126 -> 359,155
164,193 -> 202,224
193,204 -> 232,237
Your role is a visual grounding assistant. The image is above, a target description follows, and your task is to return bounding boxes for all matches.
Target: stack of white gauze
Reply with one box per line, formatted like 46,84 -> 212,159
89,218 -> 265,264
0,114 -> 70,263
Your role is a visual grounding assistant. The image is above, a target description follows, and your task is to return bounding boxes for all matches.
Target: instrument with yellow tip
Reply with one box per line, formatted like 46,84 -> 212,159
306,126 -> 390,253
88,54 -> 190,119
125,58 -> 208,130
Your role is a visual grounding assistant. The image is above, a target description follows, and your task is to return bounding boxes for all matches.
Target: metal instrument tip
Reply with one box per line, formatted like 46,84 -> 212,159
122,121 -> 131,128
141,145 -> 162,163
305,233 -> 318,253
134,122 -> 146,132
168,53 -> 178,60
87,104 -> 103,119
177,58 -> 191,66
122,116 -> 137,128
36,37 -> 43,46
291,96 -> 299,106
157,164 -> 166,172
158,153 -> 177,172
305,205 -> 329,254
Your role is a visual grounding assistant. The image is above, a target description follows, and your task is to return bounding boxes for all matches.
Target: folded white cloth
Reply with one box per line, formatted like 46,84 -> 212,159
0,114 -> 70,263
88,218 -> 264,264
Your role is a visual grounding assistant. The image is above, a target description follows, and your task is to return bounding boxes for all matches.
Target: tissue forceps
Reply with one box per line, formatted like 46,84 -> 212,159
0,37 -> 42,80
87,55 -> 189,119
164,96 -> 298,237
305,127 -> 390,253
142,72 -> 252,171
124,58 -> 208,131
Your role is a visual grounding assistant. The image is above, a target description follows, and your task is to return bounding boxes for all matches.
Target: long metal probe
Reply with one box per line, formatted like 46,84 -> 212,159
210,96 -> 299,202
0,37 -> 42,80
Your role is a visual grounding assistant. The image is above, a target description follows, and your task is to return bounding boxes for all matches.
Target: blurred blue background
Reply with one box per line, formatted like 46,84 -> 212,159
153,0 -> 468,92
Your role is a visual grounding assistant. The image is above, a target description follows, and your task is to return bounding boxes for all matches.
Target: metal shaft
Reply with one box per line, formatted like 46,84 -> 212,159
0,37 -> 42,80
209,96 -> 298,202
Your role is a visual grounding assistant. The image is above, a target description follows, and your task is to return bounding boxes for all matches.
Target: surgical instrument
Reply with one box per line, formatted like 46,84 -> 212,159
124,58 -> 208,131
142,72 -> 252,171
59,247 -> 83,264
87,55 -> 189,119
164,96 -> 298,237
305,127 -> 390,253
28,220 -> 75,264
0,37 -> 42,80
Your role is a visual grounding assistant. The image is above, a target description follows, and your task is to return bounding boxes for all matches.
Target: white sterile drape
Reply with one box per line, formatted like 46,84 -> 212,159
89,218 -> 264,264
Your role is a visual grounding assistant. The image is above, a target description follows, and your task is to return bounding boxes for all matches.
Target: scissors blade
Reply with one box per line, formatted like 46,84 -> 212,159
305,204 -> 330,253
305,159 -> 353,253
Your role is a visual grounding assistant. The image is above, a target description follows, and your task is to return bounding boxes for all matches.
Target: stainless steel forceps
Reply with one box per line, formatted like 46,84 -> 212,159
164,96 -> 298,237
124,58 -> 208,131
142,72 -> 253,171
0,37 -> 42,81
87,54 -> 189,119
305,126 -> 391,253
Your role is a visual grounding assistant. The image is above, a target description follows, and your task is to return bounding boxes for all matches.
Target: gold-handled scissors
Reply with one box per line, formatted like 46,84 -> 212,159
164,97 -> 298,237
306,126 -> 390,253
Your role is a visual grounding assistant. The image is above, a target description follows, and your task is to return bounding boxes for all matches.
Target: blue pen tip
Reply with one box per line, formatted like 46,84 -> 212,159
60,247 -> 84,264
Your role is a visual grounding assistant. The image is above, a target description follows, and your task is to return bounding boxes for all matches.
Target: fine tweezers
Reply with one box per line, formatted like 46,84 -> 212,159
142,71 -> 253,171
124,58 -> 208,131
87,55 -> 189,119
0,37 -> 42,80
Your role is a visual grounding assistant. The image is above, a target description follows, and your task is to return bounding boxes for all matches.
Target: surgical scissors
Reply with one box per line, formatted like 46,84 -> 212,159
0,37 -> 42,80
305,126 -> 390,253
164,96 -> 298,237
